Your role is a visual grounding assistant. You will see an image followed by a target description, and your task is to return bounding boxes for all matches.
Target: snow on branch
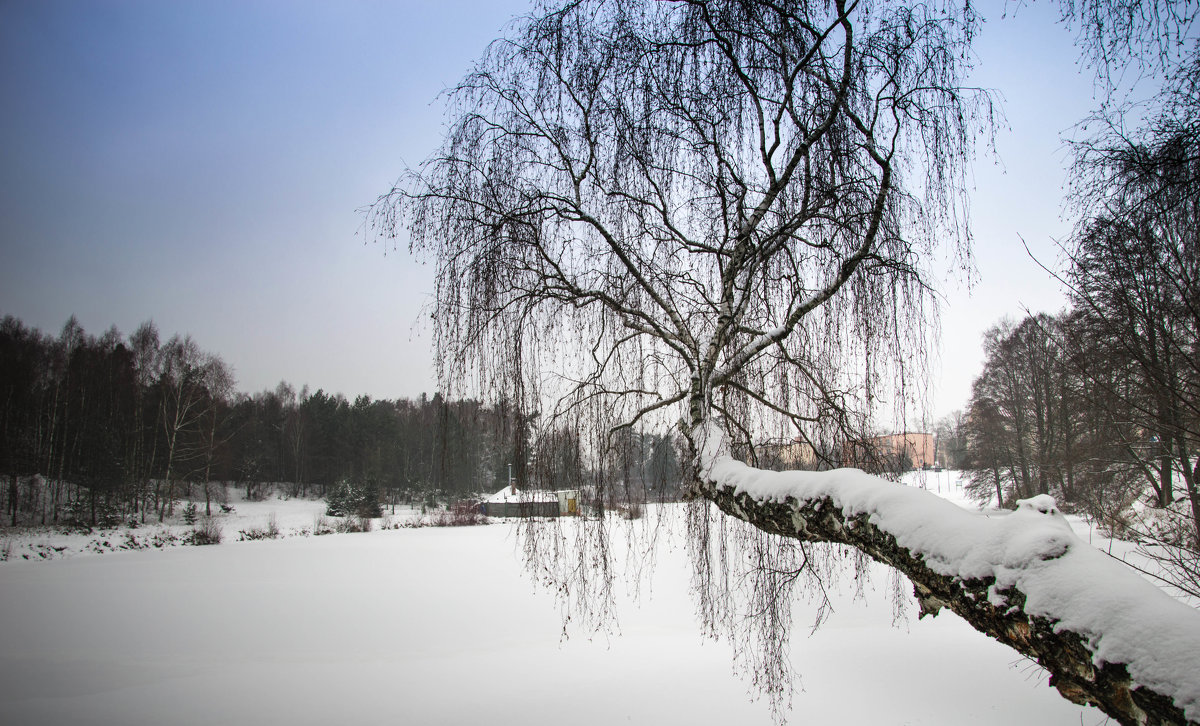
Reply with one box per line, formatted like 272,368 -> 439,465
693,423 -> 1200,726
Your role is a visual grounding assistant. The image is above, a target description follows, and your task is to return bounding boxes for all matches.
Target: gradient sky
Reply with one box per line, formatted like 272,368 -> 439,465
0,0 -> 1093,421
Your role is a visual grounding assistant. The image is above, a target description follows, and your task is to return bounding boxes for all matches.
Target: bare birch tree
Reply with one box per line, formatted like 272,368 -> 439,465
371,0 -> 981,456
370,1 -> 1200,724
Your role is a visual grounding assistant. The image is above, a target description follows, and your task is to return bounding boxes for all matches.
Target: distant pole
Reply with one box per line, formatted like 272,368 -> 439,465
508,463 -> 514,493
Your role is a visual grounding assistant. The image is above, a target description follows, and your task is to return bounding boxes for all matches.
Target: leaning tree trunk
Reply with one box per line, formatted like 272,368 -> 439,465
692,424 -> 1200,726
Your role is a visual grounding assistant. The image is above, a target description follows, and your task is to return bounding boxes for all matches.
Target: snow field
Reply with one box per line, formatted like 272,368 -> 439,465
0,477 -> 1105,725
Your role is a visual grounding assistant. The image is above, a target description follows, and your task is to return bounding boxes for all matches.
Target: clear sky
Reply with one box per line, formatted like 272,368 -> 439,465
0,0 -> 1092,420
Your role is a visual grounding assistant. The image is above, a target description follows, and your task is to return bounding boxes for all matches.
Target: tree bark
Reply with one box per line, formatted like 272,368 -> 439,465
695,442 -> 1200,726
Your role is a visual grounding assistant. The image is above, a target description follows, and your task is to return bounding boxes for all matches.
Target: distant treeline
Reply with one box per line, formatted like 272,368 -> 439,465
0,314 -> 682,527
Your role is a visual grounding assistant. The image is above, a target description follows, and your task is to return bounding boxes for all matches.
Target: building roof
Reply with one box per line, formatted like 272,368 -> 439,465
485,486 -> 559,504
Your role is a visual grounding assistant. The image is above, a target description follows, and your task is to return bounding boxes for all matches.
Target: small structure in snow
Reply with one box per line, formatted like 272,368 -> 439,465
482,486 -> 581,517
556,489 -> 580,516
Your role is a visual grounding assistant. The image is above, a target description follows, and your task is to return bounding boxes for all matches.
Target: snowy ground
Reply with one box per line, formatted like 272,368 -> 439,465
0,492 -> 430,562
0,473 -> 1120,725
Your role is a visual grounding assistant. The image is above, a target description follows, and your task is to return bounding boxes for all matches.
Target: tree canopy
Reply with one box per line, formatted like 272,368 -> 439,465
370,0 -> 987,460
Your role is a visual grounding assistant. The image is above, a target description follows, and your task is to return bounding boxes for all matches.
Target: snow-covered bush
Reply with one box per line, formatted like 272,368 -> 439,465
187,517 -> 222,546
238,513 -> 281,541
334,515 -> 371,533
311,515 -> 335,536
429,502 -> 487,527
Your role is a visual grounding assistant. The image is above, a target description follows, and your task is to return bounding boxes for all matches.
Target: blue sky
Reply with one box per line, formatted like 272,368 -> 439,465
0,0 -> 1093,420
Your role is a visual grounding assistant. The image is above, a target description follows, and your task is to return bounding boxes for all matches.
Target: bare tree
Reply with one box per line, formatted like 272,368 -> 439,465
370,0 -> 982,448
155,335 -> 217,521
370,1 -> 1200,724
128,321 -> 163,521
933,408 -> 968,469
964,315 -> 1088,508
965,392 -> 1012,507
1068,129 -> 1200,535
197,356 -> 235,517
1055,106 -> 1200,606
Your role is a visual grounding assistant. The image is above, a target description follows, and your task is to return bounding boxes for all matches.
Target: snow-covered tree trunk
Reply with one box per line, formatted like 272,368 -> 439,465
692,424 -> 1200,726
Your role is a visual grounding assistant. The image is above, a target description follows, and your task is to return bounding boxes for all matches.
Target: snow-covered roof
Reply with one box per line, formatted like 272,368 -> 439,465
485,486 -> 559,504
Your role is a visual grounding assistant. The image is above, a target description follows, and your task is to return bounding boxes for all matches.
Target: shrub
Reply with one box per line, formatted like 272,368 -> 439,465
187,517 -> 223,546
182,502 -> 198,526
615,502 -> 643,520
238,512 -> 281,541
1130,503 -> 1200,600
312,514 -> 335,536
429,501 -> 487,527
335,515 -> 371,533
